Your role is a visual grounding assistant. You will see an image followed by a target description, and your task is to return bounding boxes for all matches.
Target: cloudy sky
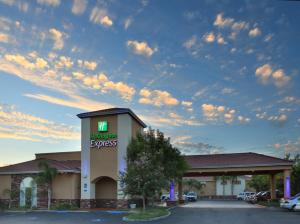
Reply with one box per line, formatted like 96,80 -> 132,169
0,0 -> 300,166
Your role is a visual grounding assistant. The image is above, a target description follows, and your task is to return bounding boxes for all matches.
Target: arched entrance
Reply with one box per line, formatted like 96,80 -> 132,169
94,176 -> 117,208
20,177 -> 37,208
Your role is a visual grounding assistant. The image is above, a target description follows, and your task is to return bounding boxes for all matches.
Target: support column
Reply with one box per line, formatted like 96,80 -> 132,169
169,181 -> 175,201
284,170 -> 291,199
270,174 -> 276,200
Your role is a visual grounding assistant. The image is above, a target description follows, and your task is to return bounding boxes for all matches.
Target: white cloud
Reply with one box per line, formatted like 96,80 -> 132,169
238,116 -> 251,124
71,0 -> 87,15
0,32 -> 17,44
203,32 -> 215,43
124,17 -> 133,30
90,7 -> 113,27
232,21 -> 249,30
0,103 -> 79,142
272,69 -> 291,88
0,0 -> 29,12
221,87 -> 235,94
80,73 -> 136,101
255,64 -> 272,84
101,16 -> 113,27
55,56 -> 73,69
249,27 -> 261,37
201,103 -> 248,124
257,111 -> 288,125
49,28 -> 64,50
255,64 -> 290,87
24,93 -> 113,111
127,40 -> 156,57
264,34 -> 273,42
139,88 -> 179,106
77,59 -> 97,70
183,35 -> 197,49
214,13 -> 234,28
37,0 -> 60,7
141,112 -> 201,127
280,96 -> 300,105
216,34 -> 226,44
181,101 -> 193,107
4,54 -> 48,69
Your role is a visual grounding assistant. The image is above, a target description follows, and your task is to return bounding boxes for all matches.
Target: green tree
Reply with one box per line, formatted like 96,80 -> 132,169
121,128 -> 188,210
2,188 -> 18,209
35,161 -> 57,210
247,175 -> 270,192
290,154 -> 300,195
183,179 -> 205,193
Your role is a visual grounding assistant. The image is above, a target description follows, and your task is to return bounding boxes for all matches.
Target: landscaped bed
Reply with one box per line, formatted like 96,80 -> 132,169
124,207 -> 170,221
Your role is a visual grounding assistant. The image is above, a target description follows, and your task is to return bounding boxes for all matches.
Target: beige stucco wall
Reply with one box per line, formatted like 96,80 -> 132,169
132,119 -> 143,139
35,151 -> 81,161
52,173 -> 80,199
0,175 -> 11,199
90,115 -> 118,181
95,177 -> 117,199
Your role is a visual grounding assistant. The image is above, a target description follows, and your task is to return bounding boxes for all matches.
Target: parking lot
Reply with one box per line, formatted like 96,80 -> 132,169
181,199 -> 261,208
0,204 -> 299,224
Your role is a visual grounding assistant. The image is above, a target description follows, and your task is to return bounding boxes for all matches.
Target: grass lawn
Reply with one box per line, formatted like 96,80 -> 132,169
126,207 -> 169,221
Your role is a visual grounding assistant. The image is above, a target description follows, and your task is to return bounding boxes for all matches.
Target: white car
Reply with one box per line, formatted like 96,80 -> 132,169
237,192 -> 256,200
295,202 -> 300,211
161,192 -> 180,201
280,193 -> 300,211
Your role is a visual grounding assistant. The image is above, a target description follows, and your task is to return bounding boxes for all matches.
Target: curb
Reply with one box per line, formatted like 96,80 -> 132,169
122,209 -> 171,222
1,210 -> 89,213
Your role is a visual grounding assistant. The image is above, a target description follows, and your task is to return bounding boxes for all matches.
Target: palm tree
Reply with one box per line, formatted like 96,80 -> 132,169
36,161 -> 57,210
2,189 -> 18,209
183,179 -> 206,194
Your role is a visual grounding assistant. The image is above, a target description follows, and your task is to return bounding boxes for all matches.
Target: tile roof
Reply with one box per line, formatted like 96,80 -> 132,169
184,152 -> 293,169
0,158 -> 81,174
77,108 -> 147,128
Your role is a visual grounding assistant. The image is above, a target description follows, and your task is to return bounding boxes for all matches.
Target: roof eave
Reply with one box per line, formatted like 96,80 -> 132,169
0,170 -> 81,175
188,162 -> 293,169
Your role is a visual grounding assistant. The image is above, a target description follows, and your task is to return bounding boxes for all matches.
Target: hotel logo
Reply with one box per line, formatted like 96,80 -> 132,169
98,121 -> 108,132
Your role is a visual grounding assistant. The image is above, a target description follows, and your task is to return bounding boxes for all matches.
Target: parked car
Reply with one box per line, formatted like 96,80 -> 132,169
245,194 -> 257,203
237,192 -> 256,200
295,201 -> 300,211
256,191 -> 271,201
161,192 -> 182,201
186,192 -> 197,202
280,193 -> 300,211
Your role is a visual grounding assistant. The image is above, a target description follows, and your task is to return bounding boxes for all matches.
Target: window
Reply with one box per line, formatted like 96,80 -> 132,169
233,180 -> 241,185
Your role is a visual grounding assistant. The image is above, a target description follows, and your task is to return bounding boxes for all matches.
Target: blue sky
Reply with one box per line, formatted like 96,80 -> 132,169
0,0 -> 300,166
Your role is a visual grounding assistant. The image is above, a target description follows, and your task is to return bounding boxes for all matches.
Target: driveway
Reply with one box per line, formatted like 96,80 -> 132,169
0,207 -> 299,224
181,200 -> 261,208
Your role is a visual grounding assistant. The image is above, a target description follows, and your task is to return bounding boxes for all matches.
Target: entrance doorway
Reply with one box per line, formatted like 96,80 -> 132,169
94,176 -> 117,208
20,177 -> 37,208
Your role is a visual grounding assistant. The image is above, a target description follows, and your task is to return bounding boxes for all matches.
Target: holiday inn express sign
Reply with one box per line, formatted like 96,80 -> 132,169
90,121 -> 118,149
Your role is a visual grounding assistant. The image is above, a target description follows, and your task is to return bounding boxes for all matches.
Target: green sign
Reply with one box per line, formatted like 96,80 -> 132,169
90,133 -> 117,140
98,121 -> 108,132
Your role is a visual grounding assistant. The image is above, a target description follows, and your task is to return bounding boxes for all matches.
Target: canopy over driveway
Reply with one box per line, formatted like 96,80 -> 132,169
178,152 -> 293,200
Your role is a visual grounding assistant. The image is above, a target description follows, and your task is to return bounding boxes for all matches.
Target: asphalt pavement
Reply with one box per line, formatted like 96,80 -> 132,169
0,204 -> 299,224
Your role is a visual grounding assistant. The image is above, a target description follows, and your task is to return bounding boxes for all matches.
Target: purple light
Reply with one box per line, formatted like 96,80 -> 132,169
82,160 -> 88,177
170,181 -> 175,201
285,176 -> 291,199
